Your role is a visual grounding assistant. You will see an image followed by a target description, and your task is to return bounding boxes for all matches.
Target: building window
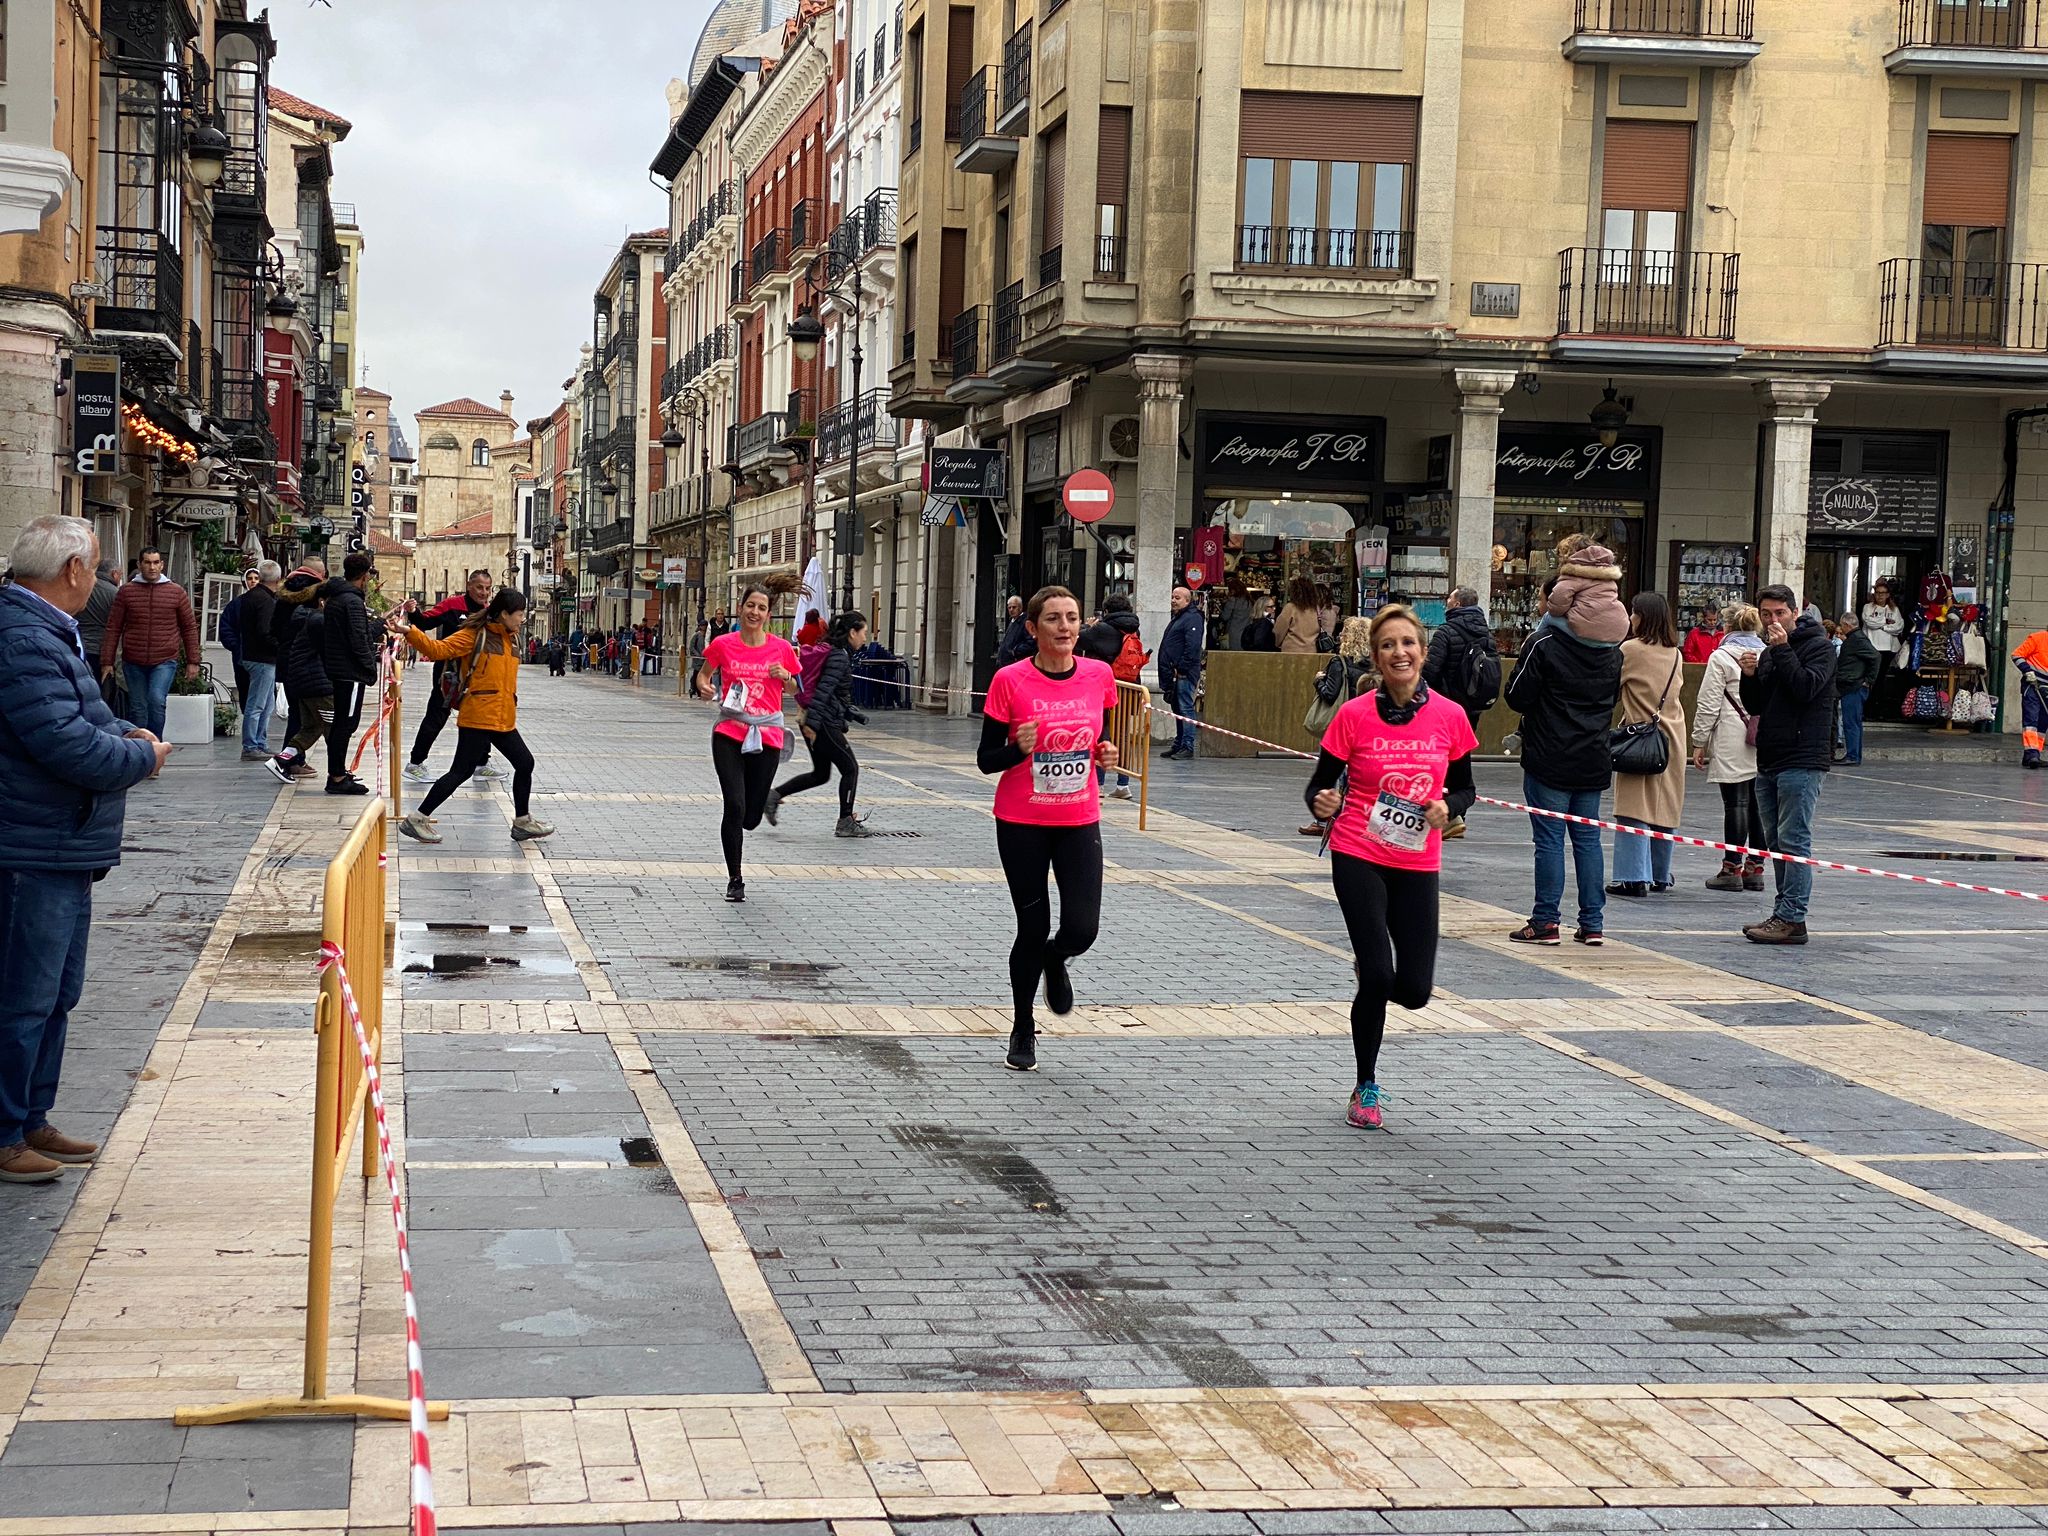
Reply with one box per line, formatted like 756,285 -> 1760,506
96,53 -> 187,337
1920,130 -> 2014,343
944,7 -> 973,141
1097,106 -> 1131,278
401,519 -> 416,542
1236,93 -> 1417,275
472,439 -> 491,467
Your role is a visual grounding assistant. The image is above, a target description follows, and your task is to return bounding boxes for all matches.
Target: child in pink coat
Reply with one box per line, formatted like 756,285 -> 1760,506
1540,533 -> 1629,646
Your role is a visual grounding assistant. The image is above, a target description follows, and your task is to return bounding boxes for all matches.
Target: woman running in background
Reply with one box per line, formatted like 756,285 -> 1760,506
767,609 -> 872,838
698,583 -> 801,903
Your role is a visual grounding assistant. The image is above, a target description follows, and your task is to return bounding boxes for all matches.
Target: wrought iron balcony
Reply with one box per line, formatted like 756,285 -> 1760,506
749,229 -> 789,290
955,69 -> 1018,172
1235,226 -> 1414,277
791,198 -> 823,256
1097,234 -> 1127,280
854,51 -> 867,104
951,306 -> 988,378
1897,0 -> 2048,51
590,517 -> 634,552
95,232 -> 185,342
817,388 -> 900,465
1038,246 -> 1063,288
992,282 -> 1025,366
1878,258 -> 2048,357
732,409 -> 795,468
1557,247 -> 1741,346
999,22 -> 1032,130
829,188 -> 899,274
1566,0 -> 1759,63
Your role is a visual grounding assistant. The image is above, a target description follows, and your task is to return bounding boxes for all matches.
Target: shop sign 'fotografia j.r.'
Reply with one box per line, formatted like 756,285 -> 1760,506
1198,416 -> 1382,489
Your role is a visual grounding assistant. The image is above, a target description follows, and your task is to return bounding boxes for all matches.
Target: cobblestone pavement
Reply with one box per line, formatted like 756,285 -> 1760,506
7,670 -> 2048,1535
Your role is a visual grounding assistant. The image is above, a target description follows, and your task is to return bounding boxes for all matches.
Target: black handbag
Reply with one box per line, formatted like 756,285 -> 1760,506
1610,653 -> 1681,776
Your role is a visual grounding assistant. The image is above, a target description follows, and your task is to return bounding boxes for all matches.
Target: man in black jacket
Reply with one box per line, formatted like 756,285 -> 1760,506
1156,586 -> 1206,759
1737,584 -> 1836,944
404,569 -> 493,782
1502,619 -> 1622,945
1423,587 -> 1499,837
319,554 -> 381,796
235,562 -> 282,761
995,594 -> 1033,666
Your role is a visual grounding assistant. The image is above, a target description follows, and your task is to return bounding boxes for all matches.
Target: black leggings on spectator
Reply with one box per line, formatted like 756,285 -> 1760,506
418,727 -> 535,817
712,732 -> 779,879
774,723 -> 859,817
1330,853 -> 1439,1086
1721,781 -> 1764,853
994,819 -> 1103,1029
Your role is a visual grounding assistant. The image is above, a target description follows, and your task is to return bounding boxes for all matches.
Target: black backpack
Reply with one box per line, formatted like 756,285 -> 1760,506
1461,635 -> 1503,712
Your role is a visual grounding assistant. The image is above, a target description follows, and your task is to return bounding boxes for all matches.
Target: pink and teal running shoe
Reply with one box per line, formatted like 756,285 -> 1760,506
1346,1082 -> 1386,1130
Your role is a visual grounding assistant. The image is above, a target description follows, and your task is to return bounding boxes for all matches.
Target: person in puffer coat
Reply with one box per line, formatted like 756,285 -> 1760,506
266,587 -> 336,782
766,609 -> 872,838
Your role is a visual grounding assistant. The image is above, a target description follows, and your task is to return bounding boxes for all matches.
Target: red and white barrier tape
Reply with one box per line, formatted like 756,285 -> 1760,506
350,642 -> 402,777
314,940 -> 438,1536
830,667 -> 2048,906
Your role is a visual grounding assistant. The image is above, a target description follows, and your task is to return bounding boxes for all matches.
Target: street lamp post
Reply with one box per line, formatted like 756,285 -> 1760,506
788,261 -> 862,617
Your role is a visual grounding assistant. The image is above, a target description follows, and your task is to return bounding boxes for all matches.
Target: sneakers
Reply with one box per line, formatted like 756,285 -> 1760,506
1605,881 -> 1650,899
403,762 -> 435,782
1509,922 -> 1561,946
1346,1082 -> 1385,1131
240,749 -> 269,762
25,1126 -> 97,1164
725,877 -> 745,903
1442,817 -> 1466,839
1744,915 -> 1809,945
1109,784 -> 1134,801
476,762 -> 508,780
288,762 -> 317,780
834,814 -> 872,838
325,775 -> 371,796
1573,928 -> 1605,946
1704,860 -> 1746,891
265,753 -> 297,784
0,1144 -> 63,1184
510,815 -> 554,841
1160,747 -> 1192,761
762,791 -> 781,827
1005,1023 -> 1038,1072
1043,954 -> 1074,1016
396,812 -> 442,844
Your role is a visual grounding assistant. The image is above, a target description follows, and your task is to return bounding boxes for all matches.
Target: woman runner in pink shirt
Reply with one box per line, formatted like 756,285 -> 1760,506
697,584 -> 802,903
979,586 -> 1122,1072
1302,605 -> 1478,1129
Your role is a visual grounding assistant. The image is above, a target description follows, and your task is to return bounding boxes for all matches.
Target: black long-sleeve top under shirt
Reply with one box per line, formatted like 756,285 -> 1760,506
1302,716 -> 1477,822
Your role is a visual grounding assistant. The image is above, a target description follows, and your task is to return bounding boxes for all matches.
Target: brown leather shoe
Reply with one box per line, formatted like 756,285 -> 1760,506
25,1126 -> 98,1164
0,1144 -> 64,1184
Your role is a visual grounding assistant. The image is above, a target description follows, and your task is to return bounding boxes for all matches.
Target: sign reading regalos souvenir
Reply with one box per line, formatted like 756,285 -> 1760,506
1200,416 -> 1381,489
71,353 -> 121,475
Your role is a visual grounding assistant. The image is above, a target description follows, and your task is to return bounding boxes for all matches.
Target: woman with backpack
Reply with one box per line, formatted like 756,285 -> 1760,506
1077,594 -> 1144,801
1300,616 -> 1372,835
697,583 -> 802,902
390,588 -> 555,845
1691,603 -> 1766,892
766,610 -> 872,838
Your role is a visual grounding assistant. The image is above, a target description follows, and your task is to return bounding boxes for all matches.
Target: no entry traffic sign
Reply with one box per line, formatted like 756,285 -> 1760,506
1063,468 -> 1115,524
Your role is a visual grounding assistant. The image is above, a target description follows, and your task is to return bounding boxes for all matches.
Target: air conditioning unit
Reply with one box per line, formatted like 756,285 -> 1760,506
1100,415 -> 1141,465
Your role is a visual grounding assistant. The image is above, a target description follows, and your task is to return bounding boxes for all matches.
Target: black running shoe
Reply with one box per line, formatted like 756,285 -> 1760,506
1005,1024 -> 1038,1072
763,791 -> 781,827
325,775 -> 371,796
725,877 -> 745,903
1043,954 -> 1073,1016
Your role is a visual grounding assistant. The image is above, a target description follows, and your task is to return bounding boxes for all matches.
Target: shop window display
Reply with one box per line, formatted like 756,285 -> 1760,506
1206,493 -> 1368,640
1489,497 -> 1646,653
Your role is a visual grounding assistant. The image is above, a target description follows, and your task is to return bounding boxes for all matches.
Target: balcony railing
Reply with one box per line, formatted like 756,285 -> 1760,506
590,517 -> 634,552
1235,226 -> 1414,277
1038,246 -> 1064,287
786,387 -> 817,436
1897,0 -> 2047,49
676,323 -> 736,387
1572,0 -> 1754,39
790,197 -> 822,254
95,232 -> 184,341
1557,247 -> 1741,342
1000,22 -> 1033,123
829,187 -> 899,271
958,67 -> 995,145
992,280 -> 1025,365
750,229 -> 788,289
951,305 -> 989,377
732,410 -> 794,466
1879,258 -> 2048,350
818,387 -> 901,464
854,51 -> 867,104
1097,234 -> 1127,280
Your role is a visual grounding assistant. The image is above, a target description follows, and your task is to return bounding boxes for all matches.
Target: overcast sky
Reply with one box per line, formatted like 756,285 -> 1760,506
263,0 -> 718,437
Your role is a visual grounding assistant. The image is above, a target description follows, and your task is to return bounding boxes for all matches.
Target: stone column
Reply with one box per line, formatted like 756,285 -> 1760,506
1133,352 -> 1192,673
1449,368 -> 1518,612
1756,379 -> 1832,601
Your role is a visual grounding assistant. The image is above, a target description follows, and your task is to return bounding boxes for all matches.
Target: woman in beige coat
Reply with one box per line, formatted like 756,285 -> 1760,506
1608,591 -> 1686,898
1690,603 -> 1766,892
1274,576 -> 1324,655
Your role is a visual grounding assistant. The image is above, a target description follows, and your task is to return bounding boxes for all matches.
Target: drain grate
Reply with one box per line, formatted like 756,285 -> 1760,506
1879,850 -> 2047,863
861,828 -> 923,839
667,956 -> 839,977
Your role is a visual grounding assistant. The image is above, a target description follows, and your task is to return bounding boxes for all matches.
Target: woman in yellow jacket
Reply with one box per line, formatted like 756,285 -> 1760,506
389,588 -> 554,844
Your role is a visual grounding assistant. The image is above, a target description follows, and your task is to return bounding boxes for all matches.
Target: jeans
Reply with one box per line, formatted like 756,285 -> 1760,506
1524,771 -> 1606,932
1753,767 -> 1824,924
122,659 -> 177,738
1612,816 -> 1674,886
1839,687 -> 1867,763
240,660 -> 275,754
0,869 -> 93,1150
1160,671 -> 1198,754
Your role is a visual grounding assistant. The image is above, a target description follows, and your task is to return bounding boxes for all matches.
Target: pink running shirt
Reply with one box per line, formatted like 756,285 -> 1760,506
1320,689 -> 1479,873
704,631 -> 801,750
984,656 -> 1120,826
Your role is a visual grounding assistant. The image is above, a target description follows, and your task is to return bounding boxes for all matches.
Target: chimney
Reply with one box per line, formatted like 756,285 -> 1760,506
500,390 -> 515,419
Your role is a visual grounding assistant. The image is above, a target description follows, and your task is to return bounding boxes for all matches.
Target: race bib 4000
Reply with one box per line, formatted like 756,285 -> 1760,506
1032,749 -> 1092,797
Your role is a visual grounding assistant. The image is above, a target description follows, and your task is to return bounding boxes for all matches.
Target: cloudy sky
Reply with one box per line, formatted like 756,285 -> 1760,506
263,0 -> 719,436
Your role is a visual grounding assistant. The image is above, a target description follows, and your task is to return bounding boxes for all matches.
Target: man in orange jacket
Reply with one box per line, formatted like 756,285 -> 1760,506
2016,627 -> 2048,769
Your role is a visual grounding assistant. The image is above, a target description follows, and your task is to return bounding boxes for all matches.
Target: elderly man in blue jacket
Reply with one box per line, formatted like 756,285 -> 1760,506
0,517 -> 169,1184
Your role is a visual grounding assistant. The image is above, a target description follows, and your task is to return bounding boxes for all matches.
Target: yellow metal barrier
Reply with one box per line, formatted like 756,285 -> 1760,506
176,800 -> 446,1428
1111,681 -> 1152,832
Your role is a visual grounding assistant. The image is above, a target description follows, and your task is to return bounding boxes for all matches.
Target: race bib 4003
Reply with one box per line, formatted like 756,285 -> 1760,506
1367,791 -> 1430,851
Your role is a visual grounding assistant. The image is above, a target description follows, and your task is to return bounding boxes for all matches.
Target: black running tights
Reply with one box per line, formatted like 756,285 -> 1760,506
994,820 -> 1103,1029
419,727 -> 535,817
712,732 -> 779,879
774,724 -> 859,817
1720,780 -> 1764,854
1330,854 -> 1439,1086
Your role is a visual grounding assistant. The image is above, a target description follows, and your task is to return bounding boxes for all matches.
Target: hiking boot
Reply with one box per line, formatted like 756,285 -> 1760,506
762,791 -> 781,827
1741,858 -> 1766,891
403,762 -> 435,782
1744,915 -> 1809,945
1704,860 -> 1745,892
0,1144 -> 63,1184
396,812 -> 442,844
1043,954 -> 1074,1016
834,814 -> 871,838
325,775 -> 370,796
1442,816 -> 1466,839
510,815 -> 555,841
1005,1023 -> 1038,1072
25,1126 -> 97,1164
1508,922 -> 1560,946
1346,1082 -> 1386,1130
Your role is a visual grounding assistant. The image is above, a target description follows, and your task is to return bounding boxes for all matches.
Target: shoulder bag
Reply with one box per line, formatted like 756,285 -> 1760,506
1303,659 -> 1352,737
1610,652 -> 1681,776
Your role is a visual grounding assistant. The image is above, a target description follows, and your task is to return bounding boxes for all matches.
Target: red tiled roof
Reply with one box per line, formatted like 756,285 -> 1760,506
354,385 -> 392,402
419,513 -> 499,541
367,530 -> 409,555
416,397 -> 512,420
632,228 -> 670,241
267,86 -> 353,130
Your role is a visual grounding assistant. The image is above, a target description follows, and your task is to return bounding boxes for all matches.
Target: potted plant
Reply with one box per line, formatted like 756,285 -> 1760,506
165,664 -> 221,746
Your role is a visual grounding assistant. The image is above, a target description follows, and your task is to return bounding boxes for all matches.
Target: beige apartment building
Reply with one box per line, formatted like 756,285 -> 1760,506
890,0 -> 2048,730
575,232 -> 669,634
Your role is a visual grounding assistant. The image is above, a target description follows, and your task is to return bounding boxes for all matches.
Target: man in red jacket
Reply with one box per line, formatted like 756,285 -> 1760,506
99,548 -> 200,740
403,568 -> 494,782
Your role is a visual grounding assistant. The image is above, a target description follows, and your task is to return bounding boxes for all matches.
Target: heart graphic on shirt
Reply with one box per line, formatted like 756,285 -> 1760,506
1038,725 -> 1091,754
1382,769 -> 1436,803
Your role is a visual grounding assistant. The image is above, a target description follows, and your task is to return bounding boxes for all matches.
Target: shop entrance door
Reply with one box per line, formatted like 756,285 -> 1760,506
972,496 -> 1008,699
1811,542 -> 1930,625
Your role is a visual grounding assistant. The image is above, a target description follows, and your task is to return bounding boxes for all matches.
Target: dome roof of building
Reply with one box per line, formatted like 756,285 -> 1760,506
689,0 -> 795,87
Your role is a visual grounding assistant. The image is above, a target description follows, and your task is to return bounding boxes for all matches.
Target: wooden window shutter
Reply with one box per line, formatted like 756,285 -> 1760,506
1098,107 -> 1132,205
939,227 -> 967,326
946,8 -> 975,107
1239,93 -> 1419,163
1925,132 -> 2013,226
1041,126 -> 1066,250
1601,120 -> 1693,213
